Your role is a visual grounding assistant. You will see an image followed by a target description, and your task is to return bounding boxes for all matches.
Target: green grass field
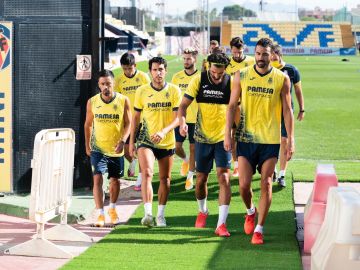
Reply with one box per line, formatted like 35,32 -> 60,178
63,55 -> 360,270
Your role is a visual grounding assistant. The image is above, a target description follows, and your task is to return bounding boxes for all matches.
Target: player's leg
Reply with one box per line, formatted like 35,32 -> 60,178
185,124 -> 196,190
277,136 -> 288,187
155,149 -> 175,227
106,156 -> 124,225
137,146 -> 156,226
194,141 -> 213,228
237,142 -> 257,235
251,144 -> 280,245
214,142 -> 232,237
174,126 -> 189,176
90,152 -> 106,227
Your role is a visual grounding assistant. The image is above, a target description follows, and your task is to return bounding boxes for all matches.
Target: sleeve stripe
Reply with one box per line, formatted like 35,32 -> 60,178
184,93 -> 194,100
134,107 -> 142,112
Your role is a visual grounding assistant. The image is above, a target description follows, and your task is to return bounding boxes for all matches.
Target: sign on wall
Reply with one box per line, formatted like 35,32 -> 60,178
0,22 -> 13,192
76,55 -> 92,80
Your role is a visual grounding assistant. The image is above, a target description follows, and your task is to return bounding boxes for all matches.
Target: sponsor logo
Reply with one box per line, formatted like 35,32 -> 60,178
148,94 -> 153,98
123,85 -> 141,91
249,77 -> 256,80
95,114 -> 120,119
178,83 -> 188,89
147,102 -> 171,108
247,86 -> 274,94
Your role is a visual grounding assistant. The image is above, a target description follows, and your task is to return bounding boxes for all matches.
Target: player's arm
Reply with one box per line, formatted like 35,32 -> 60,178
281,75 -> 295,161
115,97 -> 131,154
84,99 -> 94,156
225,70 -> 242,151
130,88 -> 143,158
294,81 -> 305,121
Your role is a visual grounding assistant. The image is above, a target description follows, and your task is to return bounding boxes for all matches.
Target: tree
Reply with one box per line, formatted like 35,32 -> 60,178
222,5 -> 256,20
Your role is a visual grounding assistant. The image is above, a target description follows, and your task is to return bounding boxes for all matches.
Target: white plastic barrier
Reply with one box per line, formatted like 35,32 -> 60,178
5,129 -> 92,258
311,186 -> 360,270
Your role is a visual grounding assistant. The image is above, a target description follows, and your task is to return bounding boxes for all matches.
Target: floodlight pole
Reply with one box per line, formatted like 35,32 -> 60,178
294,0 -> 298,48
207,0 -> 210,53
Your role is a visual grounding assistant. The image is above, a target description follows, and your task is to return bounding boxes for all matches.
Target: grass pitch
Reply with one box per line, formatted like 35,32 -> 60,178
63,55 -> 360,270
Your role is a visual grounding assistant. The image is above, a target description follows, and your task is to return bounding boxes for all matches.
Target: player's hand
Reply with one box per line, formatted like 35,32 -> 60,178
85,146 -> 91,157
286,139 -> 295,161
297,111 -> 305,121
224,134 -> 232,152
151,130 -> 165,144
179,123 -> 188,137
129,143 -> 137,159
115,141 -> 125,154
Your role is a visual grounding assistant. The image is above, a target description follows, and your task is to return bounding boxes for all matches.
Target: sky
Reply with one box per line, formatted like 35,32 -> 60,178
111,0 -> 360,15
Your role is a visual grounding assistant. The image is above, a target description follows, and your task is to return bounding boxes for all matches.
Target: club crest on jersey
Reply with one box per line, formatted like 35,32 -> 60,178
136,77 -> 140,82
0,25 -> 11,71
268,77 -> 273,84
165,92 -> 170,99
113,104 -> 118,111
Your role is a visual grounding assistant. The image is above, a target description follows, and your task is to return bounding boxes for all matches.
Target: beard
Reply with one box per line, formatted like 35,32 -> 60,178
184,63 -> 194,70
256,60 -> 269,69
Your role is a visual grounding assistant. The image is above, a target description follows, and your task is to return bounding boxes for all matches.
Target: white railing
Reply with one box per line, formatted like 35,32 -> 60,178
5,129 -> 92,258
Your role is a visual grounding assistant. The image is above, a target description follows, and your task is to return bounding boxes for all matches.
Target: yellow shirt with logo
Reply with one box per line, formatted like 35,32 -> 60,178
114,70 -> 150,113
171,70 -> 198,123
90,93 -> 126,157
236,66 -> 286,144
226,56 -> 255,76
134,83 -> 181,150
185,72 -> 232,144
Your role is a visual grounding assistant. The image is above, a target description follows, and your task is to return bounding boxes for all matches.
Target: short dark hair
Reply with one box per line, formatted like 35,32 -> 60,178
207,52 -> 230,68
98,69 -> 114,80
272,44 -> 283,57
256,38 -> 273,49
230,37 -> 244,49
148,56 -> 167,70
120,52 -> 136,66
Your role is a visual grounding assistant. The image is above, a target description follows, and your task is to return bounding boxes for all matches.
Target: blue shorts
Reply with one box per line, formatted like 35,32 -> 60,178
236,142 -> 280,174
90,151 -> 124,178
138,144 -> 175,160
175,123 -> 195,144
195,141 -> 232,173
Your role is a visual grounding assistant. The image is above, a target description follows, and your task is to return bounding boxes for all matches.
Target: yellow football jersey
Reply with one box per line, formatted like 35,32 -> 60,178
226,56 -> 255,76
114,70 -> 150,113
185,71 -> 232,144
134,83 -> 181,150
90,93 -> 126,157
236,66 -> 287,144
171,69 -> 199,123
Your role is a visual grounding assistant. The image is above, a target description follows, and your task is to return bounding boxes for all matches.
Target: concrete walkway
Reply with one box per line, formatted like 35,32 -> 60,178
0,179 -> 141,270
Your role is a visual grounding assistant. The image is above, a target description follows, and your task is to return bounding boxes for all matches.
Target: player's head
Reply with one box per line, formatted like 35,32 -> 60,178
255,38 -> 273,69
98,69 -> 114,97
207,52 -> 230,83
230,37 -> 245,62
182,47 -> 198,70
149,57 -> 167,85
209,40 -> 219,53
270,44 -> 283,68
120,52 -> 136,77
